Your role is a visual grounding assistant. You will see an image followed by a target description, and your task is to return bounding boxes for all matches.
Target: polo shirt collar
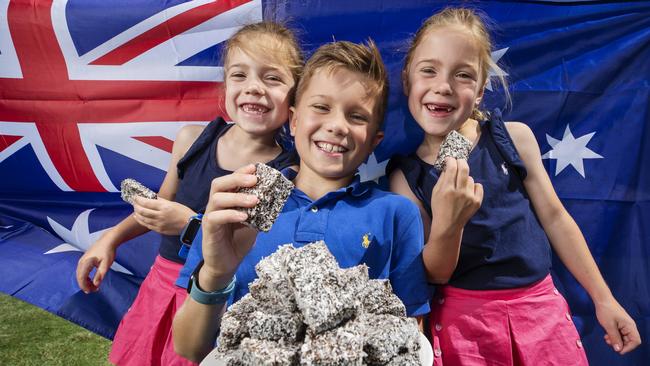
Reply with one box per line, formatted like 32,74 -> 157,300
280,168 -> 370,200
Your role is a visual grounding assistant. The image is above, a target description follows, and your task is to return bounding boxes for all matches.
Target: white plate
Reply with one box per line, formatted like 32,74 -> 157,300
201,332 -> 434,366
418,332 -> 434,365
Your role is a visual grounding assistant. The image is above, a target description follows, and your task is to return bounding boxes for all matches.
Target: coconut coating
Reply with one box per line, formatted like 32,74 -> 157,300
238,163 -> 294,232
433,130 -> 473,171
120,178 -> 157,204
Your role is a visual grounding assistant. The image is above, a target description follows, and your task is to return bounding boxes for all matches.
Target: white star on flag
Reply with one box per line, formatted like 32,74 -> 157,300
358,153 -> 389,183
541,125 -> 603,178
45,209 -> 133,275
486,48 -> 509,91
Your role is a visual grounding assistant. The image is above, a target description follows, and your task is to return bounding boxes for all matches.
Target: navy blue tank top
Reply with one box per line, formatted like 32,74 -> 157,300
388,110 -> 552,289
159,118 -> 299,263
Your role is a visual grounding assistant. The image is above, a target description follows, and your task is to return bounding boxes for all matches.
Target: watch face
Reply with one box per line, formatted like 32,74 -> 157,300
181,218 -> 201,245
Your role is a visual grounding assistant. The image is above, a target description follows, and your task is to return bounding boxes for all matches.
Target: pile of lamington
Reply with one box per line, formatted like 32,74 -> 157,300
213,242 -> 422,366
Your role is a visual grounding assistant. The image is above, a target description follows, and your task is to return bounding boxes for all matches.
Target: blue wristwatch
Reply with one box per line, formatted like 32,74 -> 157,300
187,260 -> 235,305
178,213 -> 202,259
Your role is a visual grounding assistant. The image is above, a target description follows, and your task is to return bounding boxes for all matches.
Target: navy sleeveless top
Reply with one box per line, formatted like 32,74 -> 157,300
159,117 -> 299,263
387,110 -> 552,290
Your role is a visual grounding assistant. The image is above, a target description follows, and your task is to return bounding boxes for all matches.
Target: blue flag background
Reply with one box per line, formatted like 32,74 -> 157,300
0,1 -> 648,364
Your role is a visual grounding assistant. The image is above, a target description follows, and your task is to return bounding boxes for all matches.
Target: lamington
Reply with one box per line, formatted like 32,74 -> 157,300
249,244 -> 297,311
285,243 -> 360,333
433,129 -> 473,171
120,178 -> 157,204
360,279 -> 406,317
238,163 -> 294,232
239,338 -> 300,366
215,241 -> 425,365
360,314 -> 421,365
247,310 -> 305,343
300,325 -> 366,366
217,293 -> 258,352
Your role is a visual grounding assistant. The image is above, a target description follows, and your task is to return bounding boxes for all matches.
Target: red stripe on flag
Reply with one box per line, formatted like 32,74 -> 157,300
0,135 -> 22,153
132,136 -> 174,153
90,0 -> 251,66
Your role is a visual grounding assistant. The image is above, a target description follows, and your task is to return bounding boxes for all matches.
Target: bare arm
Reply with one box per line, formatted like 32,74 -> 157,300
389,160 -> 482,283
76,124 -> 203,292
173,270 -> 228,362
131,125 -> 205,234
173,165 -> 260,361
507,121 -> 640,354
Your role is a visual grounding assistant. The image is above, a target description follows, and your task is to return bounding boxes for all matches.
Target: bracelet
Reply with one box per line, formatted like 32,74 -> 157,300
187,260 -> 236,305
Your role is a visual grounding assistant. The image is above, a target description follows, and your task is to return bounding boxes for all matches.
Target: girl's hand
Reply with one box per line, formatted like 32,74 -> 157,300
200,165 -> 259,288
132,197 -> 195,235
430,158 -> 483,231
596,298 -> 641,354
76,238 -> 116,293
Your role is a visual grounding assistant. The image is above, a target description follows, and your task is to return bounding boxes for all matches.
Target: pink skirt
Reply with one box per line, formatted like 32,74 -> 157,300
109,255 -> 197,366
430,275 -> 588,366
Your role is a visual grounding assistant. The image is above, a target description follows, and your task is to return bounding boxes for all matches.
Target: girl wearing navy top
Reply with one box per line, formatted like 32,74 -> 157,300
75,22 -> 302,366
389,7 -> 640,365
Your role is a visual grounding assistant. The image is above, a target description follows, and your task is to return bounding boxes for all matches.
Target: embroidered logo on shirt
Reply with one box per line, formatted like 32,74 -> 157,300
362,233 -> 372,248
501,162 -> 509,175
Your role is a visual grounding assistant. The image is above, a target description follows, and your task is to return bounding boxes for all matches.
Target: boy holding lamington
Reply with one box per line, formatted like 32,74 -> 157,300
173,40 -> 431,362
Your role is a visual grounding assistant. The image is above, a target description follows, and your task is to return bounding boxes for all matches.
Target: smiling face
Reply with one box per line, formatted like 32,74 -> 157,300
290,67 -> 384,183
405,26 -> 485,137
223,46 -> 295,136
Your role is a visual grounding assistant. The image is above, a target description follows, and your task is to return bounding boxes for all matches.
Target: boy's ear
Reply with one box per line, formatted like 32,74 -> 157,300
288,106 -> 297,137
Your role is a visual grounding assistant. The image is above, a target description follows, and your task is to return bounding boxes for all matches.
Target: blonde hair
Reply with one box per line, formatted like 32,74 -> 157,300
223,21 -> 304,92
403,7 -> 510,120
295,40 -> 389,126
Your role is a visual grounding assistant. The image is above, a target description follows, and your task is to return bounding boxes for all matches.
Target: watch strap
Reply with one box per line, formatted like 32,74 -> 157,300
188,261 -> 236,305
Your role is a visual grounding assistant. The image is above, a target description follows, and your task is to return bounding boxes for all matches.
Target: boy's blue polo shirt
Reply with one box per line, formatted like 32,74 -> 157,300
176,171 -> 431,317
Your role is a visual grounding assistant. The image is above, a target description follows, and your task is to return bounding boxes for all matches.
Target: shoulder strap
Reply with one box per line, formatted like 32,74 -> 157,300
387,154 -> 433,217
486,109 -> 528,181
268,148 -> 300,171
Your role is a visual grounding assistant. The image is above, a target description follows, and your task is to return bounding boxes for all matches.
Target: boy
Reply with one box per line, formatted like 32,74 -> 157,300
172,40 -> 431,362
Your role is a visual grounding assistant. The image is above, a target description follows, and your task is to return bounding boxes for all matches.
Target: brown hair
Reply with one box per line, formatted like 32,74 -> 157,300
403,7 -> 510,120
223,21 -> 304,89
295,40 -> 389,126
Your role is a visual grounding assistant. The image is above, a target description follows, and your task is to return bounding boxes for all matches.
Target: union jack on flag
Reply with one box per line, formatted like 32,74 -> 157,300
0,0 -> 262,339
0,0 -> 261,193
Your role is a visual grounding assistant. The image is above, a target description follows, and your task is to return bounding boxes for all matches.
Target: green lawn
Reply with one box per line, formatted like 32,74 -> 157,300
0,293 -> 112,366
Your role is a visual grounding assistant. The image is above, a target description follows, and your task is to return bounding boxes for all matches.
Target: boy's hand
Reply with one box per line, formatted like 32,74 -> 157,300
596,298 -> 641,354
76,238 -> 116,293
132,197 -> 195,235
430,158 -> 483,230
200,165 -> 259,288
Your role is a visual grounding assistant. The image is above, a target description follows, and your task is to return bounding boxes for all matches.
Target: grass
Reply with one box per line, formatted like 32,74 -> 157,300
0,293 -> 112,366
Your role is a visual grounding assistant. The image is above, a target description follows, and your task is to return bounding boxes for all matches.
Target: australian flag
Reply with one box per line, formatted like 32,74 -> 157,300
0,1 -> 648,364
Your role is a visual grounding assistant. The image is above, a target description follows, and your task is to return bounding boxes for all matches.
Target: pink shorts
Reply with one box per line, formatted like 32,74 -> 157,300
430,275 -> 588,366
109,255 -> 196,366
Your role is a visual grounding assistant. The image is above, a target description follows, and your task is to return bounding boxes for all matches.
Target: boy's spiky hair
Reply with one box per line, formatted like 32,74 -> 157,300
295,40 -> 389,126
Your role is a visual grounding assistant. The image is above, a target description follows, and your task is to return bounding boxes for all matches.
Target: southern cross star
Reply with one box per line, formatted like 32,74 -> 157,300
486,48 -> 509,92
541,125 -> 603,178
46,209 -> 133,275
358,152 -> 389,183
